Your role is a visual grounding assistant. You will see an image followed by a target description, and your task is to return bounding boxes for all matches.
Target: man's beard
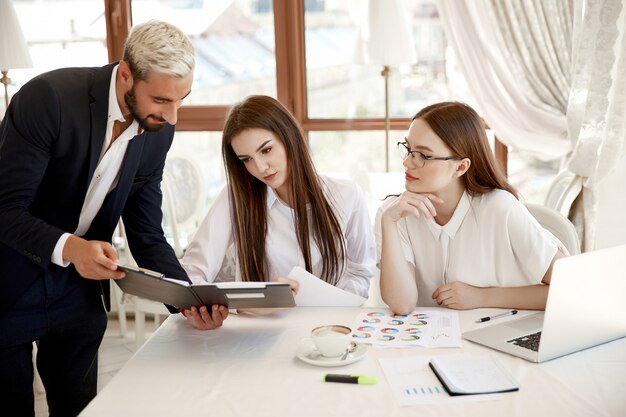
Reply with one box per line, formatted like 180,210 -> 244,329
124,87 -> 167,133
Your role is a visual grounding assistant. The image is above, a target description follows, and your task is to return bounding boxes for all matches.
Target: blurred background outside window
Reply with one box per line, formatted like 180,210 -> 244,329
5,0 -> 559,244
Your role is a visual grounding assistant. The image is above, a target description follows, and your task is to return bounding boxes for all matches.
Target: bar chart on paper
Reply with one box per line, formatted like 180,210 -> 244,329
379,357 -> 448,405
404,385 -> 446,396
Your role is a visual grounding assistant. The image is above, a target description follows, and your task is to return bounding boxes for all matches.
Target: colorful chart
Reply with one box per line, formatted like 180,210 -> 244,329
362,318 -> 381,324
380,327 -> 399,334
350,309 -> 462,348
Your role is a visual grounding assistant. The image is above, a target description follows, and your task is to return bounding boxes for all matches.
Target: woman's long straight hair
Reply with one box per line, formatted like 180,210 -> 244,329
221,95 -> 346,284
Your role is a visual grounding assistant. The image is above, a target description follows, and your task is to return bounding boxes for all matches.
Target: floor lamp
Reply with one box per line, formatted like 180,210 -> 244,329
0,0 -> 33,110
364,0 -> 416,172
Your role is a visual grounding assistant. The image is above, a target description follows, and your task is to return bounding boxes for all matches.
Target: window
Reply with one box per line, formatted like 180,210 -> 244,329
130,0 -> 278,106
6,0 -> 556,207
3,0 -> 108,105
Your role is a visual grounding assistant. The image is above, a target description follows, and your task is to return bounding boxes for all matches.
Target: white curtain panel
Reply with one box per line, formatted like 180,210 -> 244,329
437,0 -> 626,250
436,0 -> 572,160
566,0 -> 626,250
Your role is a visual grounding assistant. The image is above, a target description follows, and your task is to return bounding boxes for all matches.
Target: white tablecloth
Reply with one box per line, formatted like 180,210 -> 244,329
80,307 -> 626,417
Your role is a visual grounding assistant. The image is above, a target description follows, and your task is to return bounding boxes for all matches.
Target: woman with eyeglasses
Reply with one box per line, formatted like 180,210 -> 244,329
180,95 -> 376,329
376,102 -> 566,314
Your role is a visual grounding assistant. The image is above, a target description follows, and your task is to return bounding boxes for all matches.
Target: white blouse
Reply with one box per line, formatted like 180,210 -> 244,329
375,190 -> 559,306
182,176 -> 376,297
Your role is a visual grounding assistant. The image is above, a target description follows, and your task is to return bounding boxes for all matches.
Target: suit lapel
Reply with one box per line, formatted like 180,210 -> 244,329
87,63 -> 117,184
113,132 -> 146,206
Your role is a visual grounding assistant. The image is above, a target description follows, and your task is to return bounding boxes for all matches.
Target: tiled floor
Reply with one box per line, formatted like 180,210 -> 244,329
34,315 -> 159,417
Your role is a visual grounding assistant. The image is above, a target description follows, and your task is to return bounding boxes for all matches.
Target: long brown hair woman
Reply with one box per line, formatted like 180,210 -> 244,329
181,95 -> 376,329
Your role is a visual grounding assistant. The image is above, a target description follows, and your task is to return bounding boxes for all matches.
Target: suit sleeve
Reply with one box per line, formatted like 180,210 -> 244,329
0,77 -> 66,268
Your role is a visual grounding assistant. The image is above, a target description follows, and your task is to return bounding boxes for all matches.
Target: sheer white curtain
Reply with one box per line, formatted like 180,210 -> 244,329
566,0 -> 626,250
436,0 -> 572,160
437,0 -> 626,250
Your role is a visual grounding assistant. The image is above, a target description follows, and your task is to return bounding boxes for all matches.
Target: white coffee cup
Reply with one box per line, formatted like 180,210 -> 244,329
310,325 -> 352,357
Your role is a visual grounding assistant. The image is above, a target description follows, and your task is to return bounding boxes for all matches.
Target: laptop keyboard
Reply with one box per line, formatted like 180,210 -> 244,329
507,331 -> 542,352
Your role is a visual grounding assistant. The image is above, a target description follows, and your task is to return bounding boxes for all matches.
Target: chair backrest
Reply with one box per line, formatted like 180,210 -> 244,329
162,155 -> 206,258
526,203 -> 580,255
545,170 -> 583,218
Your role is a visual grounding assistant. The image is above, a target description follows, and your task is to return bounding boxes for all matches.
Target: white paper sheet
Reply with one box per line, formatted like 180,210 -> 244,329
379,356 -> 502,406
287,266 -> 366,307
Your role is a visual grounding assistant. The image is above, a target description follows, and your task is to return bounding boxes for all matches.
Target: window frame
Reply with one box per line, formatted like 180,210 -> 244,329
103,0 -> 507,174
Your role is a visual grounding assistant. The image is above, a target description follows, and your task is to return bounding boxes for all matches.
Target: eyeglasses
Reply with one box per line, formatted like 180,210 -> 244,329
397,142 -> 461,167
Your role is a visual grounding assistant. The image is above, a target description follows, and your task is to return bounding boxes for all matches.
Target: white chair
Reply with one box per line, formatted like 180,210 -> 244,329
161,155 -> 206,257
526,203 -> 580,255
115,220 -> 170,348
32,342 -> 45,394
362,270 -> 388,308
545,170 -> 583,218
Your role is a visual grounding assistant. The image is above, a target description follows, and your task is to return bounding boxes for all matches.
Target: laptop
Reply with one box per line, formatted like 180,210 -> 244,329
463,244 -> 626,362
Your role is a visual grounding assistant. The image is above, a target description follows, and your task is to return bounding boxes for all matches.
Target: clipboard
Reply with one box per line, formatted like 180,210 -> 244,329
115,265 -> 296,309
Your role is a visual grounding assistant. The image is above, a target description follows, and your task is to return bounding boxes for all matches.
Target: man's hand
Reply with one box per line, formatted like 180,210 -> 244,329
179,305 -> 229,330
63,235 -> 125,280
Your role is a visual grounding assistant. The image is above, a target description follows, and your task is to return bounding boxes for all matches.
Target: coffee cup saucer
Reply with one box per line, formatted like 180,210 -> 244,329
296,338 -> 367,367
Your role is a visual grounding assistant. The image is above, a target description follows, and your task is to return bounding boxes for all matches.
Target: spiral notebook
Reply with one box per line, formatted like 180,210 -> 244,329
429,354 -> 519,396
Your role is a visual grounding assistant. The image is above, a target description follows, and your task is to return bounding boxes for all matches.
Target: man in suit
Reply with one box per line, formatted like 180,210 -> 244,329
0,20 -> 228,416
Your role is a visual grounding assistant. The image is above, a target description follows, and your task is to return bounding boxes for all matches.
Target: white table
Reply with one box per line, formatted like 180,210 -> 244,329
81,307 -> 626,417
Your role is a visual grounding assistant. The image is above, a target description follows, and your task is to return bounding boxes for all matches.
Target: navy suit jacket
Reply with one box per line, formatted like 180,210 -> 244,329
0,63 -> 189,315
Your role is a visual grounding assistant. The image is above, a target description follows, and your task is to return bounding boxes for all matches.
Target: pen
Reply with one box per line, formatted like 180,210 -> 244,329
476,310 -> 518,323
324,374 -> 377,385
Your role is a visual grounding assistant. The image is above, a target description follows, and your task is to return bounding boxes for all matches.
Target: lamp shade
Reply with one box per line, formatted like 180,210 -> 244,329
364,0 -> 417,66
0,0 -> 32,71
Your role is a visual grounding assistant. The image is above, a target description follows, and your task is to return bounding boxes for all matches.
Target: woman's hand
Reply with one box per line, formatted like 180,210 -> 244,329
272,276 -> 299,295
237,277 -> 299,315
179,304 -> 229,330
382,191 -> 444,224
432,282 -> 485,310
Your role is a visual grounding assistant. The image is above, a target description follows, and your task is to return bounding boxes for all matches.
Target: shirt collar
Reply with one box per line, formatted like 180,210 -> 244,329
108,64 -> 125,123
108,64 -> 141,136
266,186 -> 278,208
425,190 -> 471,240
266,185 -> 293,209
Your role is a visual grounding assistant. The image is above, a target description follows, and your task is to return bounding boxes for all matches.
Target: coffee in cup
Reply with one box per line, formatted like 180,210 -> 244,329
310,325 -> 352,357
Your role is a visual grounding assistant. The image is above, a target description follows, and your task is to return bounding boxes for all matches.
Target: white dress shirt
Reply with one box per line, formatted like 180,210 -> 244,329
182,176 -> 376,297
51,64 -> 139,266
375,189 -> 559,306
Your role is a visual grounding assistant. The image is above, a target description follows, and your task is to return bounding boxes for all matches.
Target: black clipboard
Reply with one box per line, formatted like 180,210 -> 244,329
115,265 -> 296,309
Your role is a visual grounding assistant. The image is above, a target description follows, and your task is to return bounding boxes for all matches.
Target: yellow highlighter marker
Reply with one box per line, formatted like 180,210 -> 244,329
324,374 -> 377,385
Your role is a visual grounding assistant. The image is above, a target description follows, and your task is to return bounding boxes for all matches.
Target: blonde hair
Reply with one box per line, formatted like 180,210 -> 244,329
122,20 -> 195,80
